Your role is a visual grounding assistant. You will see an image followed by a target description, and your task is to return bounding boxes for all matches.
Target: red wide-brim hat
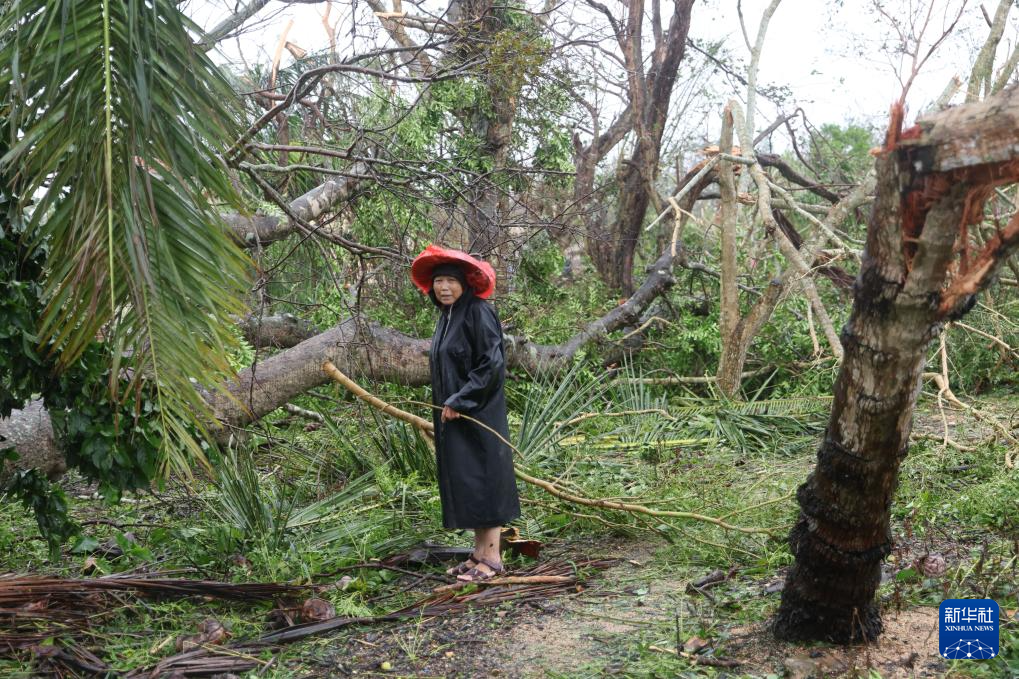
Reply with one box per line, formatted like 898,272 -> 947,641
410,244 -> 496,299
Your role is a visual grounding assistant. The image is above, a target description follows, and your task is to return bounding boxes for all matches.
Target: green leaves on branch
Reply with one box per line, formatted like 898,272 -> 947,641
1,464 -> 76,559
1,0 -> 252,476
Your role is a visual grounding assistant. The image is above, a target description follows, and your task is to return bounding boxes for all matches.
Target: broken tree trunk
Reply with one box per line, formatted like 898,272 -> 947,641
6,239 -> 685,473
0,400 -> 63,484
210,245 -> 683,433
774,87 -> 1019,643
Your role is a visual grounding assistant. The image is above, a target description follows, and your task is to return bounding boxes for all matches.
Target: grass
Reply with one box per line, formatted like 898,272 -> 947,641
1,369 -> 1016,676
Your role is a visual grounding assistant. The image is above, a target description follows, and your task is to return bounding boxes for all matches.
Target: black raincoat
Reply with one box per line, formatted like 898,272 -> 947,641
428,285 -> 521,529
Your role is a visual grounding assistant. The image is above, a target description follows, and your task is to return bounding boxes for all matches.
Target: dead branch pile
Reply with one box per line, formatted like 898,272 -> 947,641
129,558 -> 616,677
0,574 -> 311,652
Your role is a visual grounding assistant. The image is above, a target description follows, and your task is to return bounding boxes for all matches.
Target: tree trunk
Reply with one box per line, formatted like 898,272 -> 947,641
586,0 -> 695,294
442,0 -> 519,286
210,244 -> 683,433
13,241 -> 686,463
774,89 -> 1019,643
1,400 -> 63,484
224,164 -> 366,247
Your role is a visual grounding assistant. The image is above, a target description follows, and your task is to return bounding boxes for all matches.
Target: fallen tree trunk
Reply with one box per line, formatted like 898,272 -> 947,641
0,400 -> 63,484
211,245 -> 683,432
7,228 -> 687,476
239,313 -> 321,348
223,162 -> 367,247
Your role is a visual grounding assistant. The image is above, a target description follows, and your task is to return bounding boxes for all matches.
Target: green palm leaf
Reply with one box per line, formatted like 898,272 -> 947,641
670,396 -> 833,417
1,0 -> 251,475
512,360 -> 609,462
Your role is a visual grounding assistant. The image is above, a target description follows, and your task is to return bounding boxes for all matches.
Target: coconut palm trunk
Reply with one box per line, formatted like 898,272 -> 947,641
774,92 -> 1019,642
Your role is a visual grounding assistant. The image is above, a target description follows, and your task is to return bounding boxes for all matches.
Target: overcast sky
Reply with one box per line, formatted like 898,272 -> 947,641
190,0 -> 1013,131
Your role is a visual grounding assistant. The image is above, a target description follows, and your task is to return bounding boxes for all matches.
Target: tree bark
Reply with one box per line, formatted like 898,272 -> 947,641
211,244 -> 684,433
239,314 -> 320,349
1,400 -> 63,484
586,0 -> 695,294
717,104 -> 740,389
774,88 -> 1019,643
440,0 -> 518,280
965,0 -> 1012,102
225,164 -> 366,247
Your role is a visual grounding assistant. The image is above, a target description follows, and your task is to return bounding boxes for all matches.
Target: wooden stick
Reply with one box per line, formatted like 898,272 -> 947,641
321,362 -> 773,533
269,19 -> 294,90
433,575 -> 575,593
322,361 -> 433,437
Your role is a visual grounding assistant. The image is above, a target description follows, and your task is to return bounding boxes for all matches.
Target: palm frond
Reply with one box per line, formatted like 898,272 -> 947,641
670,396 -> 833,417
212,447 -> 388,553
511,360 -> 609,462
676,394 -> 830,456
1,0 -> 251,474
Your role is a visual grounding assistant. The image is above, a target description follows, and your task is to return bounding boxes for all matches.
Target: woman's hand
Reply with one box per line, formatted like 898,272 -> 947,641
440,405 -> 461,423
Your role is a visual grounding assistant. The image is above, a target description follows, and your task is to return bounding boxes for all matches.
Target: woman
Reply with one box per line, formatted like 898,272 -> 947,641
410,245 -> 521,582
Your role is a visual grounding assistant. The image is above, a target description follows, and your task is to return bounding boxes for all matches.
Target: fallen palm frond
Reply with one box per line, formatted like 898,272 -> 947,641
513,359 -> 610,462
129,557 -> 616,677
669,395 -> 833,417
0,574 -> 311,609
558,434 -> 716,450
0,574 -> 313,653
29,640 -> 113,676
323,361 -> 776,535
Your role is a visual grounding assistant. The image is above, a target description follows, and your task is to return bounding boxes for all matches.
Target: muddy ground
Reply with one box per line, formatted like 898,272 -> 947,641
299,536 -> 1004,679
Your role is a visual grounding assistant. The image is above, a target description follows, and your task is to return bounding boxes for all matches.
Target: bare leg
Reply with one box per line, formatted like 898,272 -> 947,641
458,526 -> 502,580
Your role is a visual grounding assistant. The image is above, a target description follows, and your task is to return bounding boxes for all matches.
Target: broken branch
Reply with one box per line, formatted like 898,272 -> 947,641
321,362 -> 773,534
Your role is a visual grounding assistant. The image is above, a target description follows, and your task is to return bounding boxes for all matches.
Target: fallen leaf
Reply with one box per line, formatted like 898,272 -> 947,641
683,636 -> 708,654
197,618 -> 229,645
301,597 -> 336,623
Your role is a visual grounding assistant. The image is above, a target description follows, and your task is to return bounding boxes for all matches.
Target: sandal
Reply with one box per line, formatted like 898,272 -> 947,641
445,553 -> 480,576
456,556 -> 505,583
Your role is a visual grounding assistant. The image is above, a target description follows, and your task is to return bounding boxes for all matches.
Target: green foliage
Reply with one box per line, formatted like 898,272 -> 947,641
939,302 -> 1019,392
0,137 -> 48,414
1,0 -> 252,475
485,24 -> 548,102
677,391 -> 829,457
46,345 -> 166,501
501,263 -> 615,344
1,463 -> 76,559
367,414 -> 436,481
897,432 -> 1019,540
515,232 -> 565,291
1,197 -> 165,550
659,306 -> 723,377
511,359 -> 608,463
209,446 -> 400,565
808,122 -> 878,184
211,447 -> 300,553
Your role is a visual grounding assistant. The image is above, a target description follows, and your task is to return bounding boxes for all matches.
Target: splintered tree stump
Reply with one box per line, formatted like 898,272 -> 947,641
773,88 -> 1019,643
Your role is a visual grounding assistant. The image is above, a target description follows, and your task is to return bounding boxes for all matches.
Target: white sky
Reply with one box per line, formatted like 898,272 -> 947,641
189,0 -> 1014,132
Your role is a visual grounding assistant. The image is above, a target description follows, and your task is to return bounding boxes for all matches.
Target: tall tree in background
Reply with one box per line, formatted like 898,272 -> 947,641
773,88 -> 1019,642
586,0 -> 695,294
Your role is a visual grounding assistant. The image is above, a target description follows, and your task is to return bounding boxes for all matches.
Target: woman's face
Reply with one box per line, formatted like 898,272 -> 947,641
432,275 -> 464,306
